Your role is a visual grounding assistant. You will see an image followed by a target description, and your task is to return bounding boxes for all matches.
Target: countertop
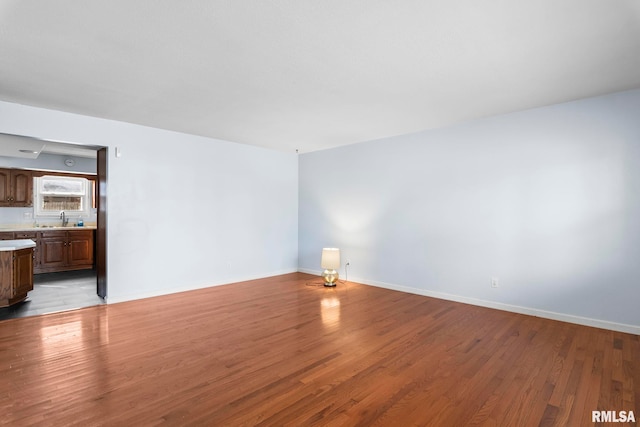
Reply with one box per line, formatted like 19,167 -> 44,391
0,225 -> 97,232
0,239 -> 37,252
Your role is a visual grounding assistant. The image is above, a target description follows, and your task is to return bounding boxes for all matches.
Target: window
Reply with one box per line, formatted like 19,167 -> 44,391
34,175 -> 92,218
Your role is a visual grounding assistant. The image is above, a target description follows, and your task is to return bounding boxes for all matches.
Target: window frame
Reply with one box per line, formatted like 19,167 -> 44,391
34,175 -> 92,218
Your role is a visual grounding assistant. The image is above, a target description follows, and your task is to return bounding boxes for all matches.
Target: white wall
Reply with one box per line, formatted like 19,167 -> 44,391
299,89 -> 640,333
0,101 -> 299,302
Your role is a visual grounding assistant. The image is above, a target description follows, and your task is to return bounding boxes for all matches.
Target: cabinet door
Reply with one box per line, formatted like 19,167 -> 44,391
0,169 -> 10,206
11,232 -> 40,272
33,238 -> 41,270
13,248 -> 34,296
68,231 -> 94,266
40,236 -> 67,268
0,252 -> 12,301
10,170 -> 33,206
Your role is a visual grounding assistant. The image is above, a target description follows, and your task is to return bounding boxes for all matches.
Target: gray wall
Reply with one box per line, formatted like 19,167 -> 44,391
299,89 -> 640,331
0,101 -> 299,302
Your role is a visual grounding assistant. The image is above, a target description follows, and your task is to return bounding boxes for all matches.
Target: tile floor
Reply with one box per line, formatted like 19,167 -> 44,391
0,269 -> 104,321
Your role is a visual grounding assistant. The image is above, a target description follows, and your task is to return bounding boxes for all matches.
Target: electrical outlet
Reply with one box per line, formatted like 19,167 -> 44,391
491,277 -> 499,288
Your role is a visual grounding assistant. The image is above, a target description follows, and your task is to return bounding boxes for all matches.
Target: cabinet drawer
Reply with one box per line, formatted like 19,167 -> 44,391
0,232 -> 15,240
15,231 -> 37,239
40,230 -> 67,239
68,230 -> 94,238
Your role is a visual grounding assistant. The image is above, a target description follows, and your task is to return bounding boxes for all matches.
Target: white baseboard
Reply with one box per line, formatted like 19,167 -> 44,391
298,268 -> 640,335
105,269 -> 298,304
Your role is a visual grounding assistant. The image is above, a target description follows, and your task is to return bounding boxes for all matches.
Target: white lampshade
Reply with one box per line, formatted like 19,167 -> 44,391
321,248 -> 340,270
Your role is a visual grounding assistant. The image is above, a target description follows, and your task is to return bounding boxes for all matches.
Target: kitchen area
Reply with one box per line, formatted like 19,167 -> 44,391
0,136 -> 102,320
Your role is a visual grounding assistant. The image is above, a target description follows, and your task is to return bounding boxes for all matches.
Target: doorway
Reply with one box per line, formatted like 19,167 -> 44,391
0,143 -> 108,321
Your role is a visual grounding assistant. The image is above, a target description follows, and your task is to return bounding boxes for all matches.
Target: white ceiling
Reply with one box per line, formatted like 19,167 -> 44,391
0,133 -> 98,159
1,1 -> 639,153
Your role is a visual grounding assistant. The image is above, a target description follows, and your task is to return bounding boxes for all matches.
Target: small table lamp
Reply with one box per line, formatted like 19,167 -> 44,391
321,248 -> 340,287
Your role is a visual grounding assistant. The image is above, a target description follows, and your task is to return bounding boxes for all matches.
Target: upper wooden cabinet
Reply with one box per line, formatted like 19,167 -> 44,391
0,169 -> 9,205
0,168 -> 33,207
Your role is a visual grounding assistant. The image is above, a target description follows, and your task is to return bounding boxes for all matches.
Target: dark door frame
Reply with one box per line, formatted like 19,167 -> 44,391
96,147 -> 107,298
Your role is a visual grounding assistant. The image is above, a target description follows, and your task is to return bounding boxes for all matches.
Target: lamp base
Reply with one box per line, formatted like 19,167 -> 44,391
322,269 -> 338,287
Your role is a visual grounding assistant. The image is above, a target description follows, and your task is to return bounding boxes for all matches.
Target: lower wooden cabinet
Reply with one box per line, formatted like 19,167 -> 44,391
38,230 -> 94,273
0,232 -> 15,241
14,231 -> 38,271
0,229 -> 94,274
0,247 -> 34,308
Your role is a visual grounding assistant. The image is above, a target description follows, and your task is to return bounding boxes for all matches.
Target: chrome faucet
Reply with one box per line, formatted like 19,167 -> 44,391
60,211 -> 69,227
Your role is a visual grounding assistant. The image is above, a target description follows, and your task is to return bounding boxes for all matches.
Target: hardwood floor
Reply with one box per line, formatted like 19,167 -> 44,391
0,272 -> 637,426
